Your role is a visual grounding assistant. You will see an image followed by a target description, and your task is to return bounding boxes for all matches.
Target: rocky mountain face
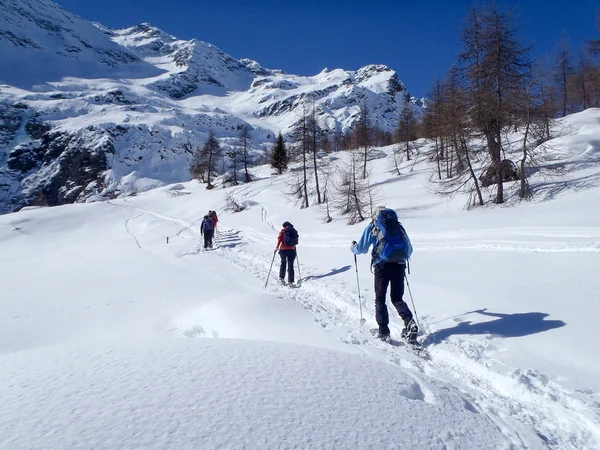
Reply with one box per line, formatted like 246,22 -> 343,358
0,0 -> 424,214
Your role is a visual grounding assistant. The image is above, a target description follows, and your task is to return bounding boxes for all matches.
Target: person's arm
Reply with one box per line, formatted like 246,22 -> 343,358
404,231 -> 413,259
275,230 -> 283,252
352,224 -> 375,255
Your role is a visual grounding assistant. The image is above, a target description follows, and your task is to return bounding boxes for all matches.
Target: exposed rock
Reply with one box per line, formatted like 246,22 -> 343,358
479,159 -> 520,187
25,120 -> 51,139
7,142 -> 44,172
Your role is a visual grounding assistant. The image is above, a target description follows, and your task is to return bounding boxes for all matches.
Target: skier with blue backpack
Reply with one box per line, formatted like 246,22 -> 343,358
200,215 -> 214,249
275,221 -> 299,285
350,206 -> 418,343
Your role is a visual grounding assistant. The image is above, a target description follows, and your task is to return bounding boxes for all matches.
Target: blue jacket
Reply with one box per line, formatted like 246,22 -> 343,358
352,222 -> 413,266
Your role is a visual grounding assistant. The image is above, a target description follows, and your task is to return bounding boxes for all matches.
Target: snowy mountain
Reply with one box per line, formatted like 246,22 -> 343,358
0,0 -> 160,88
0,0 -> 422,214
1,110 -> 599,448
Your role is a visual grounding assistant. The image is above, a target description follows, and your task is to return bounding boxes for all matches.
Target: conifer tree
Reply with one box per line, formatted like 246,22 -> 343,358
271,132 -> 288,175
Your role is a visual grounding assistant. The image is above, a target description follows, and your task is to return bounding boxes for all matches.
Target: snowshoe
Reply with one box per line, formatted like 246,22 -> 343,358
401,319 -> 419,344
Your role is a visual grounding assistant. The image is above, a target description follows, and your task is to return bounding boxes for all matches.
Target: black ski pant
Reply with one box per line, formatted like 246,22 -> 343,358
373,262 -> 413,334
202,229 -> 214,248
279,249 -> 296,283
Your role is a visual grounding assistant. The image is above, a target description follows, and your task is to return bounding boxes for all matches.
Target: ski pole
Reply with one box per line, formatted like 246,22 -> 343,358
296,251 -> 302,283
265,250 -> 277,288
405,273 -> 420,329
352,242 -> 366,326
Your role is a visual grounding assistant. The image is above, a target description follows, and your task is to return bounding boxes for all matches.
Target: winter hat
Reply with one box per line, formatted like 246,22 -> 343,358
371,206 -> 388,220
204,215 -> 209,219
282,221 -> 292,228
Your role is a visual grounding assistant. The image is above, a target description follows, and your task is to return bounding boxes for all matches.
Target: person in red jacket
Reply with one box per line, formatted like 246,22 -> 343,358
275,221 -> 298,284
208,210 -> 218,231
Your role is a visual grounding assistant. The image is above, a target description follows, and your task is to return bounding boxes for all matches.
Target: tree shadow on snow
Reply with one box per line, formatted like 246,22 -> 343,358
422,308 -> 566,346
370,172 -> 420,188
303,265 -> 351,281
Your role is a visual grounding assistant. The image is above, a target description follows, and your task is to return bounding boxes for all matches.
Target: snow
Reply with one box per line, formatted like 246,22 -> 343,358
2,109 -> 600,449
1,1 -> 600,446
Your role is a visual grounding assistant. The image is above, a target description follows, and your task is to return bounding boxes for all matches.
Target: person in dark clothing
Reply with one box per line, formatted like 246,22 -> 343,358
200,215 -> 214,249
350,206 -> 417,342
274,221 -> 298,284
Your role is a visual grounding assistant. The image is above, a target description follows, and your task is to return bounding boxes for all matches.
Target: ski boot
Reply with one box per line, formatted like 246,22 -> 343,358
376,327 -> 391,343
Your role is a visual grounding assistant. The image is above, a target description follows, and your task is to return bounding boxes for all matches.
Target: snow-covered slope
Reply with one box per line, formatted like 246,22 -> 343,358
1,109 -> 600,449
0,0 -> 422,214
0,0 -> 160,88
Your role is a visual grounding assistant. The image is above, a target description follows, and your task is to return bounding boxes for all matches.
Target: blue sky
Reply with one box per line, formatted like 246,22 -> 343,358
57,0 -> 599,97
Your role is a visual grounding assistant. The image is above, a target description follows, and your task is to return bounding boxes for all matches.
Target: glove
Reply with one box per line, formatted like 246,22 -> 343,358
350,241 -> 356,252
274,248 -> 278,254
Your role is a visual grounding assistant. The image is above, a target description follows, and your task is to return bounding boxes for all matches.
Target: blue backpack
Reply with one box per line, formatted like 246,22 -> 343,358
202,219 -> 214,231
371,209 -> 412,263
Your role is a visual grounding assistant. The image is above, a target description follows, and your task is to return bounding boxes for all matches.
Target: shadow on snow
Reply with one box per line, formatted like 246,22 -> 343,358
422,308 -> 566,346
303,265 -> 352,281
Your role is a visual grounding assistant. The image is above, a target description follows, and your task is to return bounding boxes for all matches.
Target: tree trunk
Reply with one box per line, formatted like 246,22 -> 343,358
486,131 -> 504,204
302,123 -> 309,208
362,143 -> 368,180
393,147 -> 401,176
352,156 -> 364,222
520,119 -> 532,199
459,131 -> 484,206
434,137 -> 442,180
312,121 -> 321,204
207,148 -> 213,187
243,140 -> 250,183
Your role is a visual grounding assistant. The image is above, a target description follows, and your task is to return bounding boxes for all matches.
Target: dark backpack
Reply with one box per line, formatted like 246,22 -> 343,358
202,219 -> 214,231
282,226 -> 299,246
371,209 -> 412,263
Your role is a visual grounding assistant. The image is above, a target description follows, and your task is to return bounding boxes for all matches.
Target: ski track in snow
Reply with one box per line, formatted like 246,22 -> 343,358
124,212 -> 144,250
113,196 -> 600,450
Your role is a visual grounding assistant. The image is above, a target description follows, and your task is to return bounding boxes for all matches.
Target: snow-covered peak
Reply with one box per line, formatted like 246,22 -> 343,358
109,22 -> 179,56
239,58 -> 273,76
0,0 -> 160,88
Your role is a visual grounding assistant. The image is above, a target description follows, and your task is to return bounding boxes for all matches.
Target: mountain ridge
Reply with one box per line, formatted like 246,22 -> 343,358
0,0 -> 424,214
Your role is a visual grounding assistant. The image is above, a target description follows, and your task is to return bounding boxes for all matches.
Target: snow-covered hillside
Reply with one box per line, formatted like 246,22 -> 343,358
0,0 -> 422,214
0,0 -> 159,87
1,109 -> 599,449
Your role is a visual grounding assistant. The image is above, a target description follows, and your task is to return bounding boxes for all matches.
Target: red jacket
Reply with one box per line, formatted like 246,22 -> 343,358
209,211 -> 218,228
277,227 -> 297,251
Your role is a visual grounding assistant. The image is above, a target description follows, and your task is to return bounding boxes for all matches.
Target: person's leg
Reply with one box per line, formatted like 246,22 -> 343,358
208,230 -> 214,248
390,263 -> 413,325
279,251 -> 287,280
373,264 -> 391,335
203,233 -> 208,248
287,251 -> 296,283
